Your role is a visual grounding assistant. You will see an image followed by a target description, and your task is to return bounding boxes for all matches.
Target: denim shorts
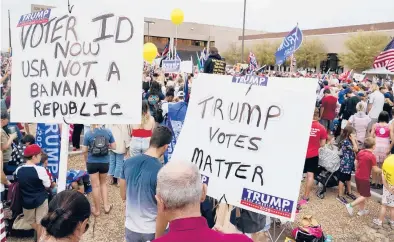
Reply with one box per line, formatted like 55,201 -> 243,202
130,137 -> 150,157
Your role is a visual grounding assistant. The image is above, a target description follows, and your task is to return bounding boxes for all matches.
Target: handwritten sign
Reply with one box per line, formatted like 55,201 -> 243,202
11,0 -> 144,124
163,60 -> 181,73
170,74 -> 316,221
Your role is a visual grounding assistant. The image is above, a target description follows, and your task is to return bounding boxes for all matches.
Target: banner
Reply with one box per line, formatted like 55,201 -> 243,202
164,102 -> 188,163
275,26 -> 303,65
163,59 -> 181,73
11,0 -> 144,124
171,74 -> 316,221
36,123 -> 61,179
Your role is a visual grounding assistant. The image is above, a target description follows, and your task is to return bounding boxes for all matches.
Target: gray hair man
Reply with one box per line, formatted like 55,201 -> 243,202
154,161 -> 252,242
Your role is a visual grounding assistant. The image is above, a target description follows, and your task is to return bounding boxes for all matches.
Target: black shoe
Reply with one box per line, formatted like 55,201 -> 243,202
371,183 -> 378,189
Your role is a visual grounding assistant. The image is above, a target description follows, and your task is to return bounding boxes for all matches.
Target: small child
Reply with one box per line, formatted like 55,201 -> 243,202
373,156 -> 394,227
40,153 -> 57,195
346,137 -> 381,216
337,126 -> 358,204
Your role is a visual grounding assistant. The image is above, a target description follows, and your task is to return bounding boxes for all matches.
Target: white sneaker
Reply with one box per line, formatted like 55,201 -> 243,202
373,218 -> 383,226
357,210 -> 369,216
346,203 -> 353,216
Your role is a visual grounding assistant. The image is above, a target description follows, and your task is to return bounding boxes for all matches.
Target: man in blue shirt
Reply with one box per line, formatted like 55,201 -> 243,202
338,84 -> 348,105
120,125 -> 172,242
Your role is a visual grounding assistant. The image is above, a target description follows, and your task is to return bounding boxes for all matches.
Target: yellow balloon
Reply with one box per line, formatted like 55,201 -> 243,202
143,42 -> 158,63
170,8 -> 184,25
383,155 -> 394,186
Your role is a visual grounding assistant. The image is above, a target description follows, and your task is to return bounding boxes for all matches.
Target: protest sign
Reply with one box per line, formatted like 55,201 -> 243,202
11,0 -> 144,124
36,123 -> 61,179
162,59 -> 181,73
353,73 -> 366,82
180,60 -> 193,73
171,74 -> 316,221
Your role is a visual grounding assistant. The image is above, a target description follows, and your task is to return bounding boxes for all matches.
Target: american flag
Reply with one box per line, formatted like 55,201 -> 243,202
161,40 -> 170,60
248,52 -> 258,71
373,38 -> 394,72
339,69 -> 353,83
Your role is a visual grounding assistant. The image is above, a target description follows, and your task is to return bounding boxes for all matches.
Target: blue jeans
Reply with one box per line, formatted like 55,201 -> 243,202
125,227 -> 155,242
109,151 -> 124,178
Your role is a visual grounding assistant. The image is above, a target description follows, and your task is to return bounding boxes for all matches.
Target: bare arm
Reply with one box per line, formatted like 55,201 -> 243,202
0,72 -> 9,84
367,103 -> 372,115
82,146 -> 88,162
320,139 -> 326,147
109,142 -> 116,150
119,178 -> 126,201
372,165 -> 382,174
1,133 -> 17,151
320,107 -> 325,119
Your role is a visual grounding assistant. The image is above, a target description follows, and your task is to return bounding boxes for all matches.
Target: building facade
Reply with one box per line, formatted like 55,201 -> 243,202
143,17 -> 264,62
239,22 -> 394,73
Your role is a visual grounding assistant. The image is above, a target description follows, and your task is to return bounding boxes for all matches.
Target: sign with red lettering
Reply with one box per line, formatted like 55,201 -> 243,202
171,74 -> 317,221
11,0 -> 144,124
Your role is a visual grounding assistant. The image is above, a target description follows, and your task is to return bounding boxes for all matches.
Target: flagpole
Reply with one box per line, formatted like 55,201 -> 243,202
290,23 -> 298,73
174,26 -> 178,60
241,0 -> 247,63
8,10 -> 12,49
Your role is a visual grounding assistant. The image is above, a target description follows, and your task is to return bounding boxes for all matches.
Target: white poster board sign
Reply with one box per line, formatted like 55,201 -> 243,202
181,60 -> 193,73
171,74 -> 317,221
11,1 -> 144,124
353,73 -> 366,82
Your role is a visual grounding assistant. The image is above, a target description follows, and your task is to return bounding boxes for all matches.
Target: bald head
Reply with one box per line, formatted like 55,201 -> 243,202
157,161 -> 202,210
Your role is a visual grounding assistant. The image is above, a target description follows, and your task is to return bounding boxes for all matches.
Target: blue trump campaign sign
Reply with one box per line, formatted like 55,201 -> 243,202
17,9 -> 51,27
240,188 -> 294,218
36,123 -> 61,179
275,26 -> 303,65
162,59 -> 181,73
232,75 -> 268,87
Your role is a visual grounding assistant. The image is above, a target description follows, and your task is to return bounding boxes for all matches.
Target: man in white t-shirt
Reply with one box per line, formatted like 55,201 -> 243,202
367,85 -> 385,133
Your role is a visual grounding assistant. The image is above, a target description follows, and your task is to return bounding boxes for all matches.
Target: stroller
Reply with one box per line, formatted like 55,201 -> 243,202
315,144 -> 341,199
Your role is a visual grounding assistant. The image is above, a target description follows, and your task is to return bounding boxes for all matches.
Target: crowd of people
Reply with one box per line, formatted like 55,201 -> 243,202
301,77 -> 394,227
1,44 -> 394,242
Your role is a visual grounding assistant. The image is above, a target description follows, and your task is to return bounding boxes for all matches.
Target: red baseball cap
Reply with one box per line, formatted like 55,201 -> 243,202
24,144 -> 42,157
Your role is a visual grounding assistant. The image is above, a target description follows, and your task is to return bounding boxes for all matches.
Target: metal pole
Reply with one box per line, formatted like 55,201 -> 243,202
241,0 -> 246,63
8,10 -> 12,49
148,23 -> 150,42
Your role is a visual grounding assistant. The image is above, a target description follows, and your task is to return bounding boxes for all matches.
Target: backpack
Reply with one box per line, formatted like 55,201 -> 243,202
7,182 -> 22,215
89,135 -> 109,157
153,102 -> 165,123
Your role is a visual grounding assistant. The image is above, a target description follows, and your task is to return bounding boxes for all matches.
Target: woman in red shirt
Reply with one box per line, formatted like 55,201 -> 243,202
299,108 -> 327,206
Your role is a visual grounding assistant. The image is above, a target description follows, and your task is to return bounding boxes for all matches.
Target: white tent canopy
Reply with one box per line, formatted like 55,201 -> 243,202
362,67 -> 394,75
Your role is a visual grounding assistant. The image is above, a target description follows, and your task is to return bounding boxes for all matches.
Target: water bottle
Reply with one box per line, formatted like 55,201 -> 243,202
325,235 -> 333,242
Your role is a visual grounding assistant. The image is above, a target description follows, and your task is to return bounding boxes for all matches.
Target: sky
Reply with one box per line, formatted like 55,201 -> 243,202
1,0 -> 394,51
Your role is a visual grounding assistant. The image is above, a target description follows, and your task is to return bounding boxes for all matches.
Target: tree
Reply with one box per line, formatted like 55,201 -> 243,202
338,31 -> 390,71
294,38 -> 327,68
253,42 -> 276,67
222,43 -> 251,64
